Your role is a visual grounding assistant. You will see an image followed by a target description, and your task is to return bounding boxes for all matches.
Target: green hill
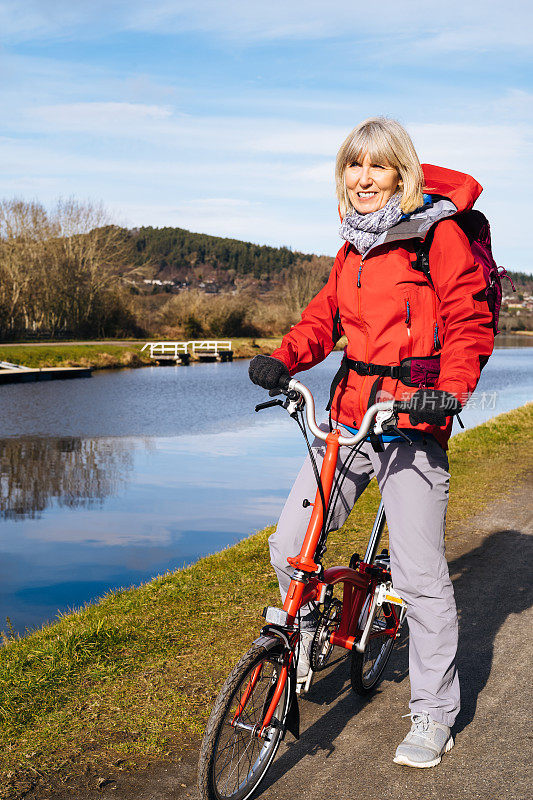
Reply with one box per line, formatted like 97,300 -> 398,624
128,226 -> 315,281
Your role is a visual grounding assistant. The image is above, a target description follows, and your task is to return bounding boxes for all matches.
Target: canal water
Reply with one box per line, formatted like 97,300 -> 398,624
1,338 -> 532,636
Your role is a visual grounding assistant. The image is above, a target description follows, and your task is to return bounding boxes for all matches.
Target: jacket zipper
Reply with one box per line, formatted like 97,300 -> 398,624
357,260 -> 364,288
434,322 -> 441,350
358,256 -> 367,421
404,297 -> 414,357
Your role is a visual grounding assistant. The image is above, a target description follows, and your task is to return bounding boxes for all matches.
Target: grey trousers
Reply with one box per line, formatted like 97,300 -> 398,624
268,424 -> 460,726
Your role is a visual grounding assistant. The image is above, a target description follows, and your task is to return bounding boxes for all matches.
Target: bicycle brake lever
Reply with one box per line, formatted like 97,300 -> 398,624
255,399 -> 285,412
269,387 -> 300,400
385,425 -> 414,446
374,409 -> 397,435
285,394 -> 304,417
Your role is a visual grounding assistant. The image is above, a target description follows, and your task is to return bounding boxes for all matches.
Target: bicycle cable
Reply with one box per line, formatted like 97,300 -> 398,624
324,435 -> 367,535
295,406 -> 328,543
291,405 -> 371,625
294,405 -> 366,556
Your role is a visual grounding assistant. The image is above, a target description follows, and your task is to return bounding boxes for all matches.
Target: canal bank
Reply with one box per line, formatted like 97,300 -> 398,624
0,333 -> 531,372
0,339 -> 285,372
0,402 -> 531,799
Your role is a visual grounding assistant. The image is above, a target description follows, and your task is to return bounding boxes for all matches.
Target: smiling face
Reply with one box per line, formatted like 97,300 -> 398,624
344,151 -> 400,215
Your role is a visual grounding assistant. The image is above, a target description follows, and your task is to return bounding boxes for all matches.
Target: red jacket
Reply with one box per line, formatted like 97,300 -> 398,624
271,164 -> 495,449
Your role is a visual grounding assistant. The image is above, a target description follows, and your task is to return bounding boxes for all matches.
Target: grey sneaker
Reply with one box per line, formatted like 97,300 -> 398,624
296,629 -> 315,681
393,712 -> 454,768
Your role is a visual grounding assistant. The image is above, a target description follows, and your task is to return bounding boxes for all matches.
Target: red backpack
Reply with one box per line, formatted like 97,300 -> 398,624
413,209 -> 515,335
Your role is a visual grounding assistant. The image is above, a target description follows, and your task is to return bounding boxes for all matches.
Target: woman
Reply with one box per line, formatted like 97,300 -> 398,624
248,117 -> 494,768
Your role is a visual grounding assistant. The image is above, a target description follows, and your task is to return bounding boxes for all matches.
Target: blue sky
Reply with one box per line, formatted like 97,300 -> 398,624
0,1 -> 532,271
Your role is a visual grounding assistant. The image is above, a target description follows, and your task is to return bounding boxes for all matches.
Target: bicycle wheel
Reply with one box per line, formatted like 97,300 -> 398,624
350,603 -> 396,695
198,640 -> 291,800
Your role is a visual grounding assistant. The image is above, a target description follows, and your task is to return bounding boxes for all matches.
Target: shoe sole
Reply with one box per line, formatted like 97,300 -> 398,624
393,736 -> 454,768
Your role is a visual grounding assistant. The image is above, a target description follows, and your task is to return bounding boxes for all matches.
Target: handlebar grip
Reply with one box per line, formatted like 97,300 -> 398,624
393,399 -> 413,415
277,373 -> 292,392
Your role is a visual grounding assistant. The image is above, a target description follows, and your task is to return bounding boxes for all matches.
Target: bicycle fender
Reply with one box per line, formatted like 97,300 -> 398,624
252,633 -> 286,652
284,664 -> 300,741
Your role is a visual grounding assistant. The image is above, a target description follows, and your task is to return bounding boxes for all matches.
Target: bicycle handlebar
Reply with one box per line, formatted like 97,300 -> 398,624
392,399 -> 414,415
288,379 -> 397,447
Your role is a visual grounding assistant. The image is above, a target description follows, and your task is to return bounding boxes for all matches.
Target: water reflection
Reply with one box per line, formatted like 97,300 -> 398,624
0,437 -> 134,520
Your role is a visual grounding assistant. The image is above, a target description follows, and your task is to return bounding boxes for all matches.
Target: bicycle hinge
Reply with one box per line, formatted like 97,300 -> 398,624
355,583 -> 406,653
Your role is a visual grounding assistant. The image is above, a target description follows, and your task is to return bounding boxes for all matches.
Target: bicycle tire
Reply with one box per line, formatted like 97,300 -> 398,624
198,640 -> 291,800
350,603 -> 396,695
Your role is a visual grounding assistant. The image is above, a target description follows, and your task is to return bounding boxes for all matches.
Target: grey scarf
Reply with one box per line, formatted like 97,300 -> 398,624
339,193 -> 403,256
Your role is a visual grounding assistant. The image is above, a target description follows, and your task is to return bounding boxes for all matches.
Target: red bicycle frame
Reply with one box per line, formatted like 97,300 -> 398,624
240,386 -> 404,736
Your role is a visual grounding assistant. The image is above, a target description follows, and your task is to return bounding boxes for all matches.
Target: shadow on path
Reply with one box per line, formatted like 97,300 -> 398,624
450,528 -> 532,734
258,528 -> 532,795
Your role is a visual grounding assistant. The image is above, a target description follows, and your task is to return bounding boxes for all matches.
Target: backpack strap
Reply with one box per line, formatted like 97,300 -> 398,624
412,226 -> 436,287
366,376 -> 385,453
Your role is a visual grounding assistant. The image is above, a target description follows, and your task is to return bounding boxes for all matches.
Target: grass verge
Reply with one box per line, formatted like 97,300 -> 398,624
0,339 -> 285,371
0,403 -> 532,798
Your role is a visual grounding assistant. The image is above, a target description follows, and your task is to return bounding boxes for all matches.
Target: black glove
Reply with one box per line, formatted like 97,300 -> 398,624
248,355 -> 291,391
408,389 -> 462,427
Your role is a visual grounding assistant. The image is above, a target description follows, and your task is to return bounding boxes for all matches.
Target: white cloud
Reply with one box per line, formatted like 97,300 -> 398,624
17,101 -> 532,175
491,89 -> 533,123
125,0 -> 533,52
32,101 -> 173,126
410,123 -> 530,176
412,22 -> 533,54
251,126 -> 345,155
1,0 -> 531,57
21,103 -> 345,158
0,0 -> 128,42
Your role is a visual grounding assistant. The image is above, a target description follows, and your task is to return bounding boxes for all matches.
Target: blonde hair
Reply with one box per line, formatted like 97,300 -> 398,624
335,117 -> 424,217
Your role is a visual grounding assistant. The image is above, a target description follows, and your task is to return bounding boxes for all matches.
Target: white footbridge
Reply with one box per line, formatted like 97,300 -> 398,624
141,340 -> 233,364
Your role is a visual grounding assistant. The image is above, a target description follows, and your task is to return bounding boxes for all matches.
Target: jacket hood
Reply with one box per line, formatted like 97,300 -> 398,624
361,164 -> 483,254
422,164 -> 482,214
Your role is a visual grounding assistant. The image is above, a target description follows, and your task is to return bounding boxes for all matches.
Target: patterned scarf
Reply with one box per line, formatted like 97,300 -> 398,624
339,193 -> 403,255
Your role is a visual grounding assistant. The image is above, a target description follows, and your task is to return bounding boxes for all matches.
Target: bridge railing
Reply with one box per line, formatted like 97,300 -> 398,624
141,340 -> 232,358
190,340 -> 232,354
141,342 -> 189,358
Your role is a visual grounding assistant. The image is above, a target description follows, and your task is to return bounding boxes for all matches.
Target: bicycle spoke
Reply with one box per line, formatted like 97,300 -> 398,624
215,730 -> 244,782
223,731 -> 257,794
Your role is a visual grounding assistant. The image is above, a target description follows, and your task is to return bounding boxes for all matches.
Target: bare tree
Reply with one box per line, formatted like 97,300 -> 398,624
283,256 -> 330,317
0,198 -> 138,339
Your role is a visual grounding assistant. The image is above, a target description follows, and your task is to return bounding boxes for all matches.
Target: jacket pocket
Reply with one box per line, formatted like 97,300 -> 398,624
401,285 -> 435,356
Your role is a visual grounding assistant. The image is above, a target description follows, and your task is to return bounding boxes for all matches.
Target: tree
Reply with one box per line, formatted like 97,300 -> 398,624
0,198 -> 140,339
283,257 -> 330,316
